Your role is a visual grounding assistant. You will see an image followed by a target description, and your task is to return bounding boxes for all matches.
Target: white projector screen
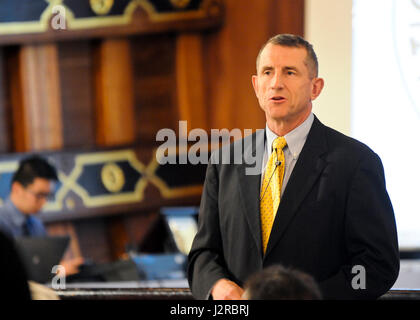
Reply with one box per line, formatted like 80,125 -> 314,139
306,0 -> 420,250
352,0 -> 420,250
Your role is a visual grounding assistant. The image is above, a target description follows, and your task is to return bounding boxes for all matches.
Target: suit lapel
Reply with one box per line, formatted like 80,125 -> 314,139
236,129 -> 265,259
264,117 -> 328,258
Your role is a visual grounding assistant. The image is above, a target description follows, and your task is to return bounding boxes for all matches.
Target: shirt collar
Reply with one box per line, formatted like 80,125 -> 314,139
265,112 -> 314,160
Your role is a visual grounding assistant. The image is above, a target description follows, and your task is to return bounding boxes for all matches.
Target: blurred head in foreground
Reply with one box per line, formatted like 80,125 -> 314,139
242,264 -> 322,300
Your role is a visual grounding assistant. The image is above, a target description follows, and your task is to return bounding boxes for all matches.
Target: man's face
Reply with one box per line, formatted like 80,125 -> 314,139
252,44 -> 323,127
13,178 -> 53,214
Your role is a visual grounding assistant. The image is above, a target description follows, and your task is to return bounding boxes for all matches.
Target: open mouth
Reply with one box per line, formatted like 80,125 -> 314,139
270,96 -> 286,102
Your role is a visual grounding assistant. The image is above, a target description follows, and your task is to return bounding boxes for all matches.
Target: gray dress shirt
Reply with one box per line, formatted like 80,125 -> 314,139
0,198 -> 47,238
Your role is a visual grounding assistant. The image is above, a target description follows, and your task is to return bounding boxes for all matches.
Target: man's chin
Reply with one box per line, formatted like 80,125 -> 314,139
267,113 -> 290,123
26,210 -> 41,215
266,108 -> 311,125
264,105 -> 289,119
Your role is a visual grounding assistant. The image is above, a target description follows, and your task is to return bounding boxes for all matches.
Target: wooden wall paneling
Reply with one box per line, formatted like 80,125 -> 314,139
203,0 -> 304,132
175,33 -> 207,132
131,34 -> 178,142
106,216 -> 130,260
0,48 -> 13,153
72,218 -> 114,263
269,0 -> 305,36
6,46 -> 23,152
0,0 -> 224,46
94,39 -> 136,146
65,36 -> 151,262
202,0 -> 270,131
7,43 -> 85,264
57,41 -> 96,149
11,43 -> 63,151
46,221 -> 83,261
123,211 -> 160,251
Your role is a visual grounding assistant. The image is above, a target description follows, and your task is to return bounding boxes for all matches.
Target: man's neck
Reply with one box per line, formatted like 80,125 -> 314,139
267,110 -> 312,136
9,193 -> 28,216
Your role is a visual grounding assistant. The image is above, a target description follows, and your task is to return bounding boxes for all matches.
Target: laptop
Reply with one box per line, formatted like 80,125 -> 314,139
14,236 -> 70,284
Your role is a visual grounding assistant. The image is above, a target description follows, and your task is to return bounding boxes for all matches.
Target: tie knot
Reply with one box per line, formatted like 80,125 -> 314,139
272,136 -> 287,151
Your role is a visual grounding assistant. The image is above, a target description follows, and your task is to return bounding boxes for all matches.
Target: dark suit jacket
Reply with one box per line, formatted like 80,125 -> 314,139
188,116 -> 399,300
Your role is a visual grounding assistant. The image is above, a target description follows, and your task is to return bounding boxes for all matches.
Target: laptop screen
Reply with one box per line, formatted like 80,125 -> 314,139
14,236 -> 69,284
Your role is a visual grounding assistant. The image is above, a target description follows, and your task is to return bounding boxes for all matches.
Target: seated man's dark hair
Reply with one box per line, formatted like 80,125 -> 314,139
11,156 -> 58,187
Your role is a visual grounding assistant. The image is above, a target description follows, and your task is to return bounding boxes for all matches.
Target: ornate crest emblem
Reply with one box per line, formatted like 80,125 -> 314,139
393,0 -> 420,116
170,0 -> 191,9
101,162 -> 125,193
90,0 -> 114,15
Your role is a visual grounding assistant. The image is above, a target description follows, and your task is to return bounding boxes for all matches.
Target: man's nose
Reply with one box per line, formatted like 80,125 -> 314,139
270,73 -> 284,89
39,197 -> 47,206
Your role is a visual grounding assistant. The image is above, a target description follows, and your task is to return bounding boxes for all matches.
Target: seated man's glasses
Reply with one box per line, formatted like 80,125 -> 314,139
25,189 -> 55,201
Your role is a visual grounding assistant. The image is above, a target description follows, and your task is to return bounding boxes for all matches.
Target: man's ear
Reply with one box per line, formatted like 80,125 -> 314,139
310,77 -> 324,101
252,75 -> 259,97
11,181 -> 24,195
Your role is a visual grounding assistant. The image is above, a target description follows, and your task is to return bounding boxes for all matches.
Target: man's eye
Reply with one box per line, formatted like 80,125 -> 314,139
263,71 -> 271,75
287,71 -> 295,75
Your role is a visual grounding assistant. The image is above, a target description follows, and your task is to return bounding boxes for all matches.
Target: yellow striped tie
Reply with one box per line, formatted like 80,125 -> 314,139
260,136 -> 287,254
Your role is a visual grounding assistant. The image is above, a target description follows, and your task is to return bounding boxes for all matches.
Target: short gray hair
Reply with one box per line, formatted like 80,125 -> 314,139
256,34 -> 319,78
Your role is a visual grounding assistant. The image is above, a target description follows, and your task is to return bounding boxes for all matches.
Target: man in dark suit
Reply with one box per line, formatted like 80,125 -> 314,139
188,34 -> 399,300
